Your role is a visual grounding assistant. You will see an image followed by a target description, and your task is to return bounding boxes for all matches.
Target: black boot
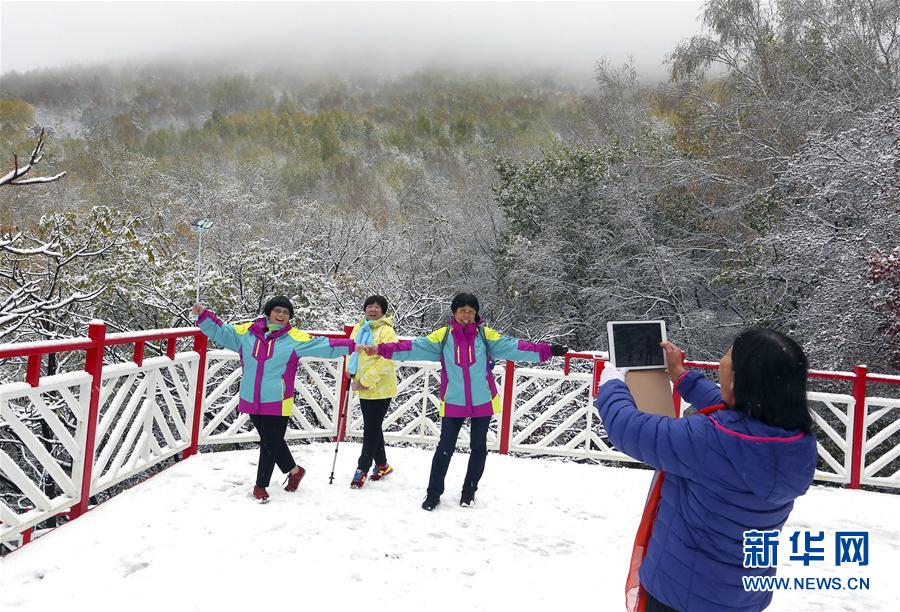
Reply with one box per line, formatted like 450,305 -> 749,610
421,493 -> 441,511
460,490 -> 475,507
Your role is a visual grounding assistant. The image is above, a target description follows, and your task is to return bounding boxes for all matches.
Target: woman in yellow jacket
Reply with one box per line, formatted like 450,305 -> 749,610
347,295 -> 398,488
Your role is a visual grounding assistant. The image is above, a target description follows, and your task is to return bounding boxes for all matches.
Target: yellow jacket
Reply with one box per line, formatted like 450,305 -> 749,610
348,315 -> 398,400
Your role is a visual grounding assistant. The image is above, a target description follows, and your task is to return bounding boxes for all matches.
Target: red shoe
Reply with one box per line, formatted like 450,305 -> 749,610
284,466 -> 306,492
370,463 -> 393,481
253,486 -> 270,503
350,469 -> 367,489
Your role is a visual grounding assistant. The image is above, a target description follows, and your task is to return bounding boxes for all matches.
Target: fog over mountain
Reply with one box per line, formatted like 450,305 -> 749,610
1,1 -> 703,83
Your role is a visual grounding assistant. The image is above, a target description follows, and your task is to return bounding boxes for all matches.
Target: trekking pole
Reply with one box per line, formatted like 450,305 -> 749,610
329,375 -> 352,484
190,218 -> 214,318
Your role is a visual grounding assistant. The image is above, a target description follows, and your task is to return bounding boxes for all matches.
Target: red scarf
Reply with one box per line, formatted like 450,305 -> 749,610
625,403 -> 726,612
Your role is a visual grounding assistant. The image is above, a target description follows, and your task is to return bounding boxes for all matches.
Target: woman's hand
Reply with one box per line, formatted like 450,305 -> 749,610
351,379 -> 368,392
191,303 -> 203,317
660,341 -> 686,383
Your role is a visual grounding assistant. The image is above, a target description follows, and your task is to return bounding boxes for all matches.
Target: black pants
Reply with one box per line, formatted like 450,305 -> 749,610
644,590 -> 678,612
357,397 -> 391,471
249,414 -> 296,488
427,416 -> 491,497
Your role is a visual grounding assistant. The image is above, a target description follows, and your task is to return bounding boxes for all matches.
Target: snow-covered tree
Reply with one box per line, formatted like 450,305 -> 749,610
0,206 -> 156,343
728,101 -> 900,368
870,247 -> 900,369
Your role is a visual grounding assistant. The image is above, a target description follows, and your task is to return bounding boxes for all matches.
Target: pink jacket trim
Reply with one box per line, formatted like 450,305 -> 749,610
707,416 -> 806,443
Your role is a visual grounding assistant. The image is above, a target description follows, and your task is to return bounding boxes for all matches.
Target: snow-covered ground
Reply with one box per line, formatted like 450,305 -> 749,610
2,443 -> 898,611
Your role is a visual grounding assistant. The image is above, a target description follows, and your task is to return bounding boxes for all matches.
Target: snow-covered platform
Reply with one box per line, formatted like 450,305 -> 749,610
2,444 -> 898,611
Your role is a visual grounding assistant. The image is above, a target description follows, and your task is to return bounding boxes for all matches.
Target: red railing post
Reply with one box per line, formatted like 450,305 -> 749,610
335,324 -> 354,442
184,333 -> 208,459
592,357 -> 606,397
672,386 -> 683,418
336,367 -> 350,442
133,341 -> 144,366
671,350 -> 685,417
26,354 -> 41,387
499,360 -> 516,454
71,320 -> 106,519
848,364 -> 868,489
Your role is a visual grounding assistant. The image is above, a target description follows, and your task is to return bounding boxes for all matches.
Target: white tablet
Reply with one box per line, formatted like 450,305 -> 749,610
607,320 -> 668,370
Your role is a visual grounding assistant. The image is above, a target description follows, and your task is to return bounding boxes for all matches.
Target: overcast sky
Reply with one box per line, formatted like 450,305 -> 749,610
1,1 -> 704,82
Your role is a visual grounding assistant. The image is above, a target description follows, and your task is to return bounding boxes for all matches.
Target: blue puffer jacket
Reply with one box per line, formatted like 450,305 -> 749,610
595,370 -> 817,611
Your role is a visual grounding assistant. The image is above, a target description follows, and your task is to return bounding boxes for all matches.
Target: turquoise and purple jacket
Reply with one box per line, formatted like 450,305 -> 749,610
377,318 -> 551,418
198,310 -> 355,417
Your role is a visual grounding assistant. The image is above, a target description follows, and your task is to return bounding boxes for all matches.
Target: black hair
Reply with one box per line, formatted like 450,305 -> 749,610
450,292 -> 480,317
731,328 -> 813,433
363,294 -> 388,315
263,295 -> 294,318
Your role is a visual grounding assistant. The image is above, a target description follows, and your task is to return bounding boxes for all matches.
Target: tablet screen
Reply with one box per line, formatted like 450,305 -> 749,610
610,322 -> 665,368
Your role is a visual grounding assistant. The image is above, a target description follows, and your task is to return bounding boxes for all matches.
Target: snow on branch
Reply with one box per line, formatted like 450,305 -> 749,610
0,233 -> 63,257
0,128 -> 67,187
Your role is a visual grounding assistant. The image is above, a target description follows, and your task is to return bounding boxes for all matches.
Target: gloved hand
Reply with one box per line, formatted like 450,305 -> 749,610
599,361 -> 627,387
550,344 -> 569,357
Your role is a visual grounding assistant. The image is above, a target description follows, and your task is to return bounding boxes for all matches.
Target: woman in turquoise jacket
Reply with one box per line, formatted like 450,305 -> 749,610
370,293 -> 567,510
192,296 -> 355,502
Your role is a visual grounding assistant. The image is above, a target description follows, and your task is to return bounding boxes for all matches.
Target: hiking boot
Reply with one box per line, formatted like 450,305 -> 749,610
370,463 -> 393,481
421,493 -> 441,511
252,486 -> 270,503
283,465 -> 306,492
350,468 -> 367,489
460,490 -> 475,507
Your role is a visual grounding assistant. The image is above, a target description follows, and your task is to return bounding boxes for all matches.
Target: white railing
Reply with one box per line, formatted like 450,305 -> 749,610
506,367 -> 628,461
344,361 -> 503,449
861,397 -> 900,488
199,350 -> 343,444
0,372 -> 91,540
91,355 -> 199,495
808,392 -> 854,484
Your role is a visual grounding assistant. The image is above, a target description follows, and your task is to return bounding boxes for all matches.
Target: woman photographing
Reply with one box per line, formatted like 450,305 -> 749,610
595,328 -> 817,611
